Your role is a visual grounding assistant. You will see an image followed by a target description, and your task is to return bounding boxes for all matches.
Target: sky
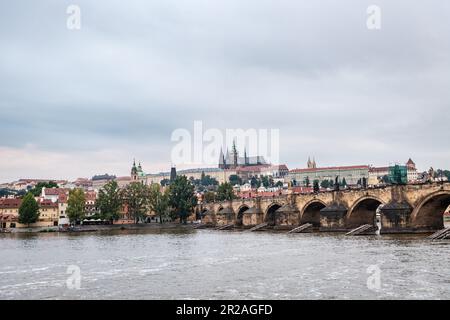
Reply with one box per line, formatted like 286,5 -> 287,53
0,0 -> 449,183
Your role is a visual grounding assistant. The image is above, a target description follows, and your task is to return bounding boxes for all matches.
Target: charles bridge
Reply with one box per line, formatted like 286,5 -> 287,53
197,182 -> 450,233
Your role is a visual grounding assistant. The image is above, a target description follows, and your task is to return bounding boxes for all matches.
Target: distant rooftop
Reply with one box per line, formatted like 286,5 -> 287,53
290,165 -> 369,173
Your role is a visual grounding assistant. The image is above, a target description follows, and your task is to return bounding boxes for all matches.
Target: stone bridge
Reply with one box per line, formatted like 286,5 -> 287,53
197,182 -> 450,233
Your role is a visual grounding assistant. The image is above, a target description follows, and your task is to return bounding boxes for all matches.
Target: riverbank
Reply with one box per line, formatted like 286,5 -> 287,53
1,222 -> 197,234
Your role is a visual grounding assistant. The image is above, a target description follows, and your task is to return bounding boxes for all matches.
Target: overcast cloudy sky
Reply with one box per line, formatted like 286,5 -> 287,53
0,0 -> 449,182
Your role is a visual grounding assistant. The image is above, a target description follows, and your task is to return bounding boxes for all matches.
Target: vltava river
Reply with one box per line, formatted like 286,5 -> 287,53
1,228 -> 449,299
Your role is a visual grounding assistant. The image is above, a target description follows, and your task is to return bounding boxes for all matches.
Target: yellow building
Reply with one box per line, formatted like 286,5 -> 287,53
0,198 -> 59,229
37,200 -> 59,227
0,198 -> 21,228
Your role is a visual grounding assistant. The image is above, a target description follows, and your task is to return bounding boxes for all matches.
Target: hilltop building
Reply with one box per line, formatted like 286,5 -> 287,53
288,158 -> 369,187
368,158 -> 419,185
218,141 -> 268,169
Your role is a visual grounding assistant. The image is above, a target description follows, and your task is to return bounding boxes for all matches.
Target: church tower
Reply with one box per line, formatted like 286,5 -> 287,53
131,159 -> 138,181
218,148 -> 225,169
232,140 -> 238,168
170,166 -> 177,182
307,156 -> 317,169
244,147 -> 248,166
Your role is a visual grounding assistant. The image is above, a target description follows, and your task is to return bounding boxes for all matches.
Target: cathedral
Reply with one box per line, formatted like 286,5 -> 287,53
131,159 -> 147,183
218,141 -> 268,169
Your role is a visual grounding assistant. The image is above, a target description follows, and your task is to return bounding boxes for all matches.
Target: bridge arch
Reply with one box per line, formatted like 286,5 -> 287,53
264,202 -> 283,226
236,205 -> 250,226
346,196 -> 385,229
300,199 -> 327,227
411,191 -> 450,229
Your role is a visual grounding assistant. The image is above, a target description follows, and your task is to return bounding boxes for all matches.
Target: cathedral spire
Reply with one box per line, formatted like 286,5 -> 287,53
244,147 -> 248,165
219,148 -> 224,168
232,139 -> 238,167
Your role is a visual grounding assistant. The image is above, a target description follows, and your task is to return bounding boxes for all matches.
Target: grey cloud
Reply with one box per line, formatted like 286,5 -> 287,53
0,0 -> 449,181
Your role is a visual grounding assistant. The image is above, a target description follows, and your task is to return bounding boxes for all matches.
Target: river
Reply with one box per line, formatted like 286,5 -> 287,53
0,228 -> 449,299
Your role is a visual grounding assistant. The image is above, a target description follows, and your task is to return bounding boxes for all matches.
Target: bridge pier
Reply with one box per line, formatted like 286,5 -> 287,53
201,209 -> 216,226
216,207 -> 235,226
380,201 -> 413,234
274,204 -> 300,230
319,203 -> 348,232
242,207 -> 263,228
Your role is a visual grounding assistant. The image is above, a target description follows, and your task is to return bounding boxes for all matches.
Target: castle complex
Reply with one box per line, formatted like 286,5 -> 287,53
218,141 -> 267,170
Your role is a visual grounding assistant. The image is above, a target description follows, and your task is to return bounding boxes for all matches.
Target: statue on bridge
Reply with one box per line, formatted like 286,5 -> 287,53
334,176 -> 340,191
428,167 -> 435,183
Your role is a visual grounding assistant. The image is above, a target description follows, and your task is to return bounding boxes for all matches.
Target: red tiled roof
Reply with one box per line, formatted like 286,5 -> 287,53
237,190 -> 285,199
39,199 -> 58,208
369,166 -> 389,172
260,164 -> 289,171
236,165 -> 271,173
44,188 -> 68,196
290,165 -> 369,173
0,214 -> 18,221
291,186 -> 313,193
115,176 -> 132,181
0,198 -> 22,208
85,191 -> 97,201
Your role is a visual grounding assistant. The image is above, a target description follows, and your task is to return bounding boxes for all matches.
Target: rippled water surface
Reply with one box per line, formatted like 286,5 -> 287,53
1,228 -> 450,299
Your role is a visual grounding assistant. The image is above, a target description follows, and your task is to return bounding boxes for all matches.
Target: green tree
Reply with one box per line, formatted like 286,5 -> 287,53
96,180 -> 122,223
203,191 -> 216,203
229,174 -> 242,186
216,182 -> 235,201
261,176 -> 270,188
18,193 -> 40,227
160,179 -> 170,187
67,188 -> 86,224
168,176 -> 197,224
30,181 -> 58,197
121,182 -> 150,224
313,180 -> 320,193
275,181 -> 284,188
341,177 -> 348,188
148,184 -> 170,224
200,174 -> 218,186
320,180 -> 330,189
